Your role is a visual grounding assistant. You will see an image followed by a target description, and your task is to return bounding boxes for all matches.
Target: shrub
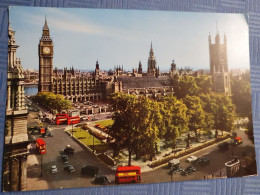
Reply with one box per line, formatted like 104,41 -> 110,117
149,134 -> 230,168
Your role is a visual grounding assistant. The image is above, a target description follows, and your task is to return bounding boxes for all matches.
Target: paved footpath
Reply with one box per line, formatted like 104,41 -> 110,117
26,151 -> 49,191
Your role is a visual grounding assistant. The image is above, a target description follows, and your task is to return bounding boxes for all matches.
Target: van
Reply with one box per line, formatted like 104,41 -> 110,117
168,159 -> 180,168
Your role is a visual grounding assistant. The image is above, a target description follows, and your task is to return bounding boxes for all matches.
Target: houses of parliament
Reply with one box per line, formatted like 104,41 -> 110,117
38,19 -> 231,101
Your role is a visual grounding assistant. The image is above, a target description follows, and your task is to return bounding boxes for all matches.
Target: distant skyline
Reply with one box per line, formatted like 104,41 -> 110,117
10,7 -> 250,71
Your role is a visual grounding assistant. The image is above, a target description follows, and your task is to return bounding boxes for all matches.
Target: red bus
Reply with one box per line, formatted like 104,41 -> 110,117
67,116 -> 80,125
115,166 -> 141,184
36,138 -> 46,154
56,114 -> 68,125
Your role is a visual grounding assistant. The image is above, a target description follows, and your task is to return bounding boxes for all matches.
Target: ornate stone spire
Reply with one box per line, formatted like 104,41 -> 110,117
149,42 -> 154,58
41,17 -> 52,41
43,16 -> 49,31
96,60 -> 100,69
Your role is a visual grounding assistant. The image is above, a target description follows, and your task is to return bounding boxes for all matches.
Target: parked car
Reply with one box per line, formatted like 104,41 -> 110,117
51,165 -> 58,173
81,165 -> 99,177
64,165 -> 75,172
199,158 -> 210,167
218,142 -> 229,152
186,156 -> 198,163
64,145 -> 74,154
193,157 -> 210,166
62,155 -> 69,163
94,176 -> 109,185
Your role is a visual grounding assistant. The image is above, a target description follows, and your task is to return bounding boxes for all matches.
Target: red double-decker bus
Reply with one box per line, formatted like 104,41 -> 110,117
115,166 -> 141,184
36,138 -> 46,154
56,114 -> 68,125
67,116 -> 80,125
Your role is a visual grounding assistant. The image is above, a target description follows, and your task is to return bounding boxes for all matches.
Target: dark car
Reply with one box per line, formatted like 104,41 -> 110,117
169,165 -> 183,175
28,126 -> 39,135
199,158 -> 210,167
193,157 -> 210,167
64,165 -> 75,172
181,166 -> 196,176
94,176 -> 109,185
218,142 -> 229,152
62,155 -> 69,163
81,165 -> 99,177
64,145 -> 74,154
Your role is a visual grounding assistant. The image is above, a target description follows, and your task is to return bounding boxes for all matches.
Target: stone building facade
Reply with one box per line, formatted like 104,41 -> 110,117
208,33 -> 231,96
3,24 -> 29,191
38,19 -> 122,101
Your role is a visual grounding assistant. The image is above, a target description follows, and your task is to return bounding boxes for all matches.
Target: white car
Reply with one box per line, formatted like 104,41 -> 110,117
186,156 -> 198,163
51,165 -> 58,173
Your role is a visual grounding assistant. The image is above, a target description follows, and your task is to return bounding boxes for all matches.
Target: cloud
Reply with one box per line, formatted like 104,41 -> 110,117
15,7 -> 143,41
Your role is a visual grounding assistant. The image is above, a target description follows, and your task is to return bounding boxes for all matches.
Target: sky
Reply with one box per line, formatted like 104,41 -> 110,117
9,7 -> 250,72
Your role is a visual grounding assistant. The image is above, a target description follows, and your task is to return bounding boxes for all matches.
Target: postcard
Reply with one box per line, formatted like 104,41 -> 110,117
2,6 -> 257,192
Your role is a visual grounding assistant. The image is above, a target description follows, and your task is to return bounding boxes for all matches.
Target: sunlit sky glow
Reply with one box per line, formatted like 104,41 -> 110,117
10,7 -> 250,72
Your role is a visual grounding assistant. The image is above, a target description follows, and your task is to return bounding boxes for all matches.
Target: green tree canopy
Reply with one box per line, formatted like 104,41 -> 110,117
231,76 -> 252,117
173,75 -> 213,99
159,95 -> 188,148
109,93 -> 161,166
33,92 -> 71,112
200,93 -> 235,136
183,95 -> 206,141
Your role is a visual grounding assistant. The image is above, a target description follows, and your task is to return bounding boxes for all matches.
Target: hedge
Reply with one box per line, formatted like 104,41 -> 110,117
149,134 -> 231,168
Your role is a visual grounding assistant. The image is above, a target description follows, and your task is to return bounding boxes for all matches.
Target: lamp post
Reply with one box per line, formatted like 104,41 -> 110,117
72,123 -> 74,137
40,154 -> 43,177
93,134 -> 95,153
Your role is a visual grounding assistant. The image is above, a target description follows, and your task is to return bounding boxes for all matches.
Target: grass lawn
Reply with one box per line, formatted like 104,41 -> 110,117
94,119 -> 114,127
69,128 -> 109,153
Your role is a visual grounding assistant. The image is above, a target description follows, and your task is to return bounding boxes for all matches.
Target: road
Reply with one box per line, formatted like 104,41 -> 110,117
142,128 -> 256,183
27,125 -> 115,190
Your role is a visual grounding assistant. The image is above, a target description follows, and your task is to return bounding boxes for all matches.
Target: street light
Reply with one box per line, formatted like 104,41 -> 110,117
40,154 -> 43,177
93,134 -> 95,153
72,123 -> 73,137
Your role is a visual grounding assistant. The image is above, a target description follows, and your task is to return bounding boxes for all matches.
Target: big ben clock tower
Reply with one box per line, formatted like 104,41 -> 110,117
38,18 -> 53,92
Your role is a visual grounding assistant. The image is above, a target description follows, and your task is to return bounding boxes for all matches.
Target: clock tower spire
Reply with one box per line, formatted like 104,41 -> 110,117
38,17 -> 54,92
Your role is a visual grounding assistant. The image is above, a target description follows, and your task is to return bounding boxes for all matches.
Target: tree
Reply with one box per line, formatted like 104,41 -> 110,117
195,75 -> 213,94
109,93 -> 160,166
183,95 -> 206,142
231,77 -> 252,117
33,92 -> 71,112
174,76 -> 199,99
247,111 -> 254,143
173,75 -> 212,99
159,95 -> 188,148
200,93 -> 235,137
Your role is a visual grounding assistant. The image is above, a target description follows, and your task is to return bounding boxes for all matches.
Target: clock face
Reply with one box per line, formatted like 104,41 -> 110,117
43,46 -> 51,54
